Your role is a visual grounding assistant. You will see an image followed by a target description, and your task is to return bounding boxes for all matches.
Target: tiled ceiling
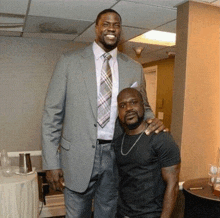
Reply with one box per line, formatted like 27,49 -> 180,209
0,0 -> 219,64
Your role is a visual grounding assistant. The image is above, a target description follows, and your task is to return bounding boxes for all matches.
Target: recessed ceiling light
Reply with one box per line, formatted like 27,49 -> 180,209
129,30 -> 176,46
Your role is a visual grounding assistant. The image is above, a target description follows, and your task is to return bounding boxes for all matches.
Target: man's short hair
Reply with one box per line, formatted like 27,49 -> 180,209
96,9 -> 122,25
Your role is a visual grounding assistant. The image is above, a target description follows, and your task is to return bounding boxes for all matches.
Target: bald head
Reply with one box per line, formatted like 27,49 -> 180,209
117,88 -> 143,103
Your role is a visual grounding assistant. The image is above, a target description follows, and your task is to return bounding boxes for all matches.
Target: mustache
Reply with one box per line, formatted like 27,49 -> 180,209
125,110 -> 137,117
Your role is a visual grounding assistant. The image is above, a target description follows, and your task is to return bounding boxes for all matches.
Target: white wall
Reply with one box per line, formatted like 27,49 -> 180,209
0,36 -> 88,155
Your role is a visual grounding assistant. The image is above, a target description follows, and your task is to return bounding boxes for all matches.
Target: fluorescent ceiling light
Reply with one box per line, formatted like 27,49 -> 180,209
129,30 -> 176,46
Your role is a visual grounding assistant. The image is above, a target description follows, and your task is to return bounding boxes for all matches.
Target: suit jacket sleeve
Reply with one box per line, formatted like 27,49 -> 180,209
41,54 -> 67,170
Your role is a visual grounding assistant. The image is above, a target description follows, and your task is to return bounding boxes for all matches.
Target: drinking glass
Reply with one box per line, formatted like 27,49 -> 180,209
208,164 -> 217,186
213,167 -> 220,197
1,149 -> 13,177
19,153 -> 32,173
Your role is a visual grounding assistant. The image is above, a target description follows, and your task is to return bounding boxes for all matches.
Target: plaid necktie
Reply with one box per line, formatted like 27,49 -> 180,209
97,53 -> 112,128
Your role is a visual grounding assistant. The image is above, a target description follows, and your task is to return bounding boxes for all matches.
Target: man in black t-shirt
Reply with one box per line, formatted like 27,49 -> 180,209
114,88 -> 180,218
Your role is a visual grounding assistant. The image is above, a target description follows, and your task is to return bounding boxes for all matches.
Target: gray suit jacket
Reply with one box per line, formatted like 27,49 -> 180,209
42,44 -> 154,192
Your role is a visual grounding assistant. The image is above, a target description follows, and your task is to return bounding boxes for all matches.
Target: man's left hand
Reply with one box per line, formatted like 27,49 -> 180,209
145,118 -> 168,135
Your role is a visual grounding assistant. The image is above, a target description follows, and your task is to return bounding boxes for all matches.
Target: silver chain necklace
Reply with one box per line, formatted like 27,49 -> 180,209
121,131 -> 145,156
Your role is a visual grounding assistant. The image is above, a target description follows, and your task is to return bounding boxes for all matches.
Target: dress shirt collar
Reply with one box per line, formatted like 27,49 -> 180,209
93,41 -> 117,62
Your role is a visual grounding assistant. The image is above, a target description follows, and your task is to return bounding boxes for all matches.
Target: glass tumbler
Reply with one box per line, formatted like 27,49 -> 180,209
208,164 -> 217,186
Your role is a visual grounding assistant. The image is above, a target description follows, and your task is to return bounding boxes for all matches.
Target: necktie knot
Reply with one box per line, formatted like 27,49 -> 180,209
103,53 -> 112,61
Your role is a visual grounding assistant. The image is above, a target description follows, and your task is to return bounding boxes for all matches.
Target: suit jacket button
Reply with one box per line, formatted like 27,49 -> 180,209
94,124 -> 97,127
92,145 -> 95,148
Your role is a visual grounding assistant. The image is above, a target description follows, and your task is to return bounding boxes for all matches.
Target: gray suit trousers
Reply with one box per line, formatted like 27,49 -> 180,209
64,140 -> 118,218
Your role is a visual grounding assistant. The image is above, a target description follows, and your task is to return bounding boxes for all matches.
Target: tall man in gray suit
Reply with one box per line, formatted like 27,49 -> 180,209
42,9 -> 165,218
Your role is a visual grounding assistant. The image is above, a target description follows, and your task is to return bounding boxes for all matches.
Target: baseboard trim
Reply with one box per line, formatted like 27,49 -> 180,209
8,150 -> 42,157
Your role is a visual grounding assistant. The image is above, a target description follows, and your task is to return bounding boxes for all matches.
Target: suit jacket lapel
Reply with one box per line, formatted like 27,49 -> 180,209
79,45 -> 97,118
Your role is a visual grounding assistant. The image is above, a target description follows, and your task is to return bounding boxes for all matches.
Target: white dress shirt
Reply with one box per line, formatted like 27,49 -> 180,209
93,42 -> 119,140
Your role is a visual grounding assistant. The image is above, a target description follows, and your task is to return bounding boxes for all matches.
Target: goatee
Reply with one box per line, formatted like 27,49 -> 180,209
127,115 -> 144,130
103,43 -> 117,50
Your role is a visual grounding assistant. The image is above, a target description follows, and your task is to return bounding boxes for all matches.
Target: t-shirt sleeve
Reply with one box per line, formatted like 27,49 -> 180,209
151,132 -> 180,167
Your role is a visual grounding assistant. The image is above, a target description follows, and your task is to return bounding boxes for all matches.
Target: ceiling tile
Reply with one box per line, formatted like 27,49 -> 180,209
29,0 -> 117,20
74,23 -> 95,43
0,27 -> 23,32
0,17 -> 24,24
156,20 -> 176,33
23,32 -> 77,40
199,0 -> 218,3
121,0 -> 186,8
0,30 -> 21,36
113,1 -> 177,29
209,0 -> 220,6
0,15 -> 24,34
24,16 -> 92,35
190,0 -> 220,6
0,0 -> 29,15
120,26 -> 150,42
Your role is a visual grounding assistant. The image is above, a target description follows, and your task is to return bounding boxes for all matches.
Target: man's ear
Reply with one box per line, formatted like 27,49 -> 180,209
95,24 -> 98,31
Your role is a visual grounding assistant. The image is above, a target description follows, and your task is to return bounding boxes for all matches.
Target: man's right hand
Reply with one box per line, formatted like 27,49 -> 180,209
46,169 -> 64,191
145,118 -> 168,135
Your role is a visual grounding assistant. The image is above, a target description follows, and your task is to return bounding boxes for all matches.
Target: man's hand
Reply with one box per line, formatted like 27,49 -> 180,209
145,118 -> 168,135
46,169 -> 64,191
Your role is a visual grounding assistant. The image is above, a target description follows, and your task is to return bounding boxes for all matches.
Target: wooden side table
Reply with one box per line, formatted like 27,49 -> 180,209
183,178 -> 220,218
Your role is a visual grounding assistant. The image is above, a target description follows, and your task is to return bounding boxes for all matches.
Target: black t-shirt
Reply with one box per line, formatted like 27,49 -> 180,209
114,132 -> 180,218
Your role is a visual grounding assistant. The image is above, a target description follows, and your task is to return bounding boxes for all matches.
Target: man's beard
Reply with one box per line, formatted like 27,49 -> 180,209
101,35 -> 120,50
126,114 -> 144,130
102,41 -> 118,50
